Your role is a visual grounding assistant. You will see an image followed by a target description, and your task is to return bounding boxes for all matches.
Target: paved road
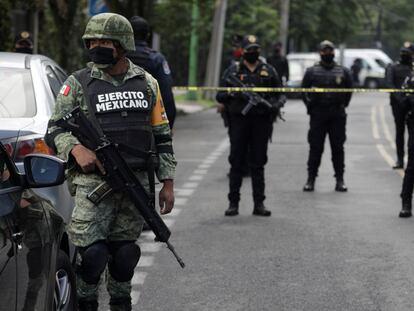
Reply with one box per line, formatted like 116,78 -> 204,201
102,93 -> 414,311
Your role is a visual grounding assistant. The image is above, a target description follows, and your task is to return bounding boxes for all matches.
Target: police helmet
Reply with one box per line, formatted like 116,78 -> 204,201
319,40 -> 335,50
242,35 -> 260,50
130,16 -> 150,39
82,13 -> 135,52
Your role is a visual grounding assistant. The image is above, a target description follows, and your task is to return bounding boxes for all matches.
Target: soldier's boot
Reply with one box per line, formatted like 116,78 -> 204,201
78,298 -> 98,311
110,297 -> 132,311
303,177 -> 315,192
335,178 -> 348,192
225,203 -> 239,216
399,200 -> 412,218
253,203 -> 271,216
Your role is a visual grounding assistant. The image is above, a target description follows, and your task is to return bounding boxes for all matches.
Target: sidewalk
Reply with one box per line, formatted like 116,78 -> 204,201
176,100 -> 206,115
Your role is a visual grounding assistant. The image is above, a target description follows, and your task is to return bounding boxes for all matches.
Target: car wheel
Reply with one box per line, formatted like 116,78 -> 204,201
365,79 -> 378,89
53,250 -> 76,311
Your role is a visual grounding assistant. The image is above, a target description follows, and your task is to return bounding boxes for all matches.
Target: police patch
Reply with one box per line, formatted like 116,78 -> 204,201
336,75 -> 342,85
260,70 -> 269,77
162,60 -> 171,75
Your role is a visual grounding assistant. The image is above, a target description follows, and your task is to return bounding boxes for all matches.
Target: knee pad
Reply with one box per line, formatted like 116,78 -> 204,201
108,241 -> 140,282
78,241 -> 109,284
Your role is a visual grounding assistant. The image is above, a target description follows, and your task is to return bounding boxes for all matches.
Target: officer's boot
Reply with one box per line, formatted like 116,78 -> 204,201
393,161 -> 404,169
399,200 -> 412,218
109,297 -> 132,311
253,203 -> 271,216
335,177 -> 348,192
303,177 -> 315,192
225,203 -> 239,216
78,298 -> 98,311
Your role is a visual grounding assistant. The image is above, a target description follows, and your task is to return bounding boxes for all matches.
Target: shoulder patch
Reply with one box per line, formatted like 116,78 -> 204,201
162,60 -> 171,75
59,85 -> 71,96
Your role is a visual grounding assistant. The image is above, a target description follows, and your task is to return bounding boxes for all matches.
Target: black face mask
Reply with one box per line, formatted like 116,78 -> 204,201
244,52 -> 259,64
401,54 -> 412,64
88,46 -> 117,65
321,54 -> 334,64
15,47 -> 33,54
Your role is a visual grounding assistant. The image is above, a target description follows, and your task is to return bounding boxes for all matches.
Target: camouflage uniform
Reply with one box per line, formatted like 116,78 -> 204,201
46,13 -> 176,311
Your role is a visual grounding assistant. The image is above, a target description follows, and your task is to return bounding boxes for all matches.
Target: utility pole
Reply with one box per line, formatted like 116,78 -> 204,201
279,0 -> 290,54
204,0 -> 228,99
187,0 -> 199,100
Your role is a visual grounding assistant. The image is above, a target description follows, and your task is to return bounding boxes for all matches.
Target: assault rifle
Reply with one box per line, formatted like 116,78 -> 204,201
56,107 -> 185,268
226,74 -> 285,121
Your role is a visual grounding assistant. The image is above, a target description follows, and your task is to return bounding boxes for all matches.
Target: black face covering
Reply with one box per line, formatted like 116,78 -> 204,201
244,51 -> 259,64
401,54 -> 412,64
15,47 -> 33,54
88,46 -> 117,65
321,53 -> 334,64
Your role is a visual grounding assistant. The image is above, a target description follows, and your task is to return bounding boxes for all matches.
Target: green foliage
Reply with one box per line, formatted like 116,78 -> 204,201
0,0 -> 12,51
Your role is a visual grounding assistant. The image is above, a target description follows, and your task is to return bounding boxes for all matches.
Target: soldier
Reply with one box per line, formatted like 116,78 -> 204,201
45,13 -> 176,311
385,46 -> 413,169
216,35 -> 283,217
127,16 -> 177,128
302,40 -> 353,192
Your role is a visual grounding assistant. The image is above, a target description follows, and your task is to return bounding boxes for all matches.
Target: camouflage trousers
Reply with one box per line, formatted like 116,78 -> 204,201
68,172 -> 149,308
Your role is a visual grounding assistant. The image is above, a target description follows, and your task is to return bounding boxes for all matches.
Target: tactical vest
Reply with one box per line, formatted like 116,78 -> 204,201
74,69 -> 157,170
391,62 -> 412,88
308,63 -> 348,109
128,46 -> 156,74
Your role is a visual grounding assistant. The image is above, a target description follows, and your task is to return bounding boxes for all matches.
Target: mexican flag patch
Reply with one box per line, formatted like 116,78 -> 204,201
59,85 -> 71,96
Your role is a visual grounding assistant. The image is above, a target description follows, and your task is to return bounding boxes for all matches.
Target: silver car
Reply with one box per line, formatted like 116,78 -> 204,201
0,52 -> 76,310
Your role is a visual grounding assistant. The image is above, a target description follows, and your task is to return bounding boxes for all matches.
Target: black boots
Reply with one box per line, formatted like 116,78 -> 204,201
78,299 -> 98,311
253,203 -> 271,216
225,204 -> 239,216
399,200 -> 412,218
393,161 -> 404,169
303,177 -> 315,192
335,178 -> 348,192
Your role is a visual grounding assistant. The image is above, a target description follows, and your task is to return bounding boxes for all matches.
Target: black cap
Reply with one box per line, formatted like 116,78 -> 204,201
319,40 -> 335,50
403,41 -> 414,53
15,31 -> 33,45
130,16 -> 149,39
400,46 -> 412,54
242,35 -> 260,50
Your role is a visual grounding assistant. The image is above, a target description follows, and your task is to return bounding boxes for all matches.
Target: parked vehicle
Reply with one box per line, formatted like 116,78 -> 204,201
286,52 -> 319,98
0,52 -> 76,310
0,142 -> 76,310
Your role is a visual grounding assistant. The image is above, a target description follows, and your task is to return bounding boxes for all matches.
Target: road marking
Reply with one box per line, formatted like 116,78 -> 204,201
164,219 -> 176,227
182,182 -> 199,188
198,164 -> 211,169
189,175 -> 204,181
137,256 -> 154,267
379,103 -> 396,149
167,208 -> 182,217
132,272 -> 148,285
176,188 -> 195,196
140,243 -> 162,253
175,197 -> 188,205
371,105 -> 380,139
131,291 -> 140,305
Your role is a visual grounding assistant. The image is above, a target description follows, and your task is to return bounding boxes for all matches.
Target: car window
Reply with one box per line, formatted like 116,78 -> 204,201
375,58 -> 387,68
44,65 -> 62,98
54,66 -> 68,84
0,68 -> 36,118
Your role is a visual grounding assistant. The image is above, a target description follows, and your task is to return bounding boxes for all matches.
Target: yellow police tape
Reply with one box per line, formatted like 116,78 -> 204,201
173,86 -> 414,93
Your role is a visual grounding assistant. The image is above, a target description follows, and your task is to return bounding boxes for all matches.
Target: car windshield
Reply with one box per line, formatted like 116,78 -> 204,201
374,58 -> 388,68
0,67 -> 36,118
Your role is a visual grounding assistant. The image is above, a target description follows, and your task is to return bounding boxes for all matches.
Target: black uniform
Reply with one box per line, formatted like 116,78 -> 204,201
267,53 -> 289,84
386,60 -> 412,167
302,61 -> 353,185
399,72 -> 414,217
128,40 -> 177,128
216,60 -> 282,210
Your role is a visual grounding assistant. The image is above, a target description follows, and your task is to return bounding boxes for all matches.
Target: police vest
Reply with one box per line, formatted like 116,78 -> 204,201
309,63 -> 348,107
391,62 -> 412,89
74,69 -> 157,170
128,46 -> 156,74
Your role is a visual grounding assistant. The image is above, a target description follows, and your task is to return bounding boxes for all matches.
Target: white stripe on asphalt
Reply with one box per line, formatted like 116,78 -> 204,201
137,256 -> 154,267
376,144 -> 404,177
140,243 -> 162,253
379,103 -> 396,149
132,272 -> 148,285
189,175 -> 204,181
131,291 -> 140,305
176,188 -> 195,196
175,197 -> 188,205
182,182 -> 199,188
198,164 -> 211,169
371,105 -> 380,139
193,169 -> 208,175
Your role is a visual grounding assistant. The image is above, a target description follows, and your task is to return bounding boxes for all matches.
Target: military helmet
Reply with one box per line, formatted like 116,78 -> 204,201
319,40 -> 335,50
83,13 -> 135,52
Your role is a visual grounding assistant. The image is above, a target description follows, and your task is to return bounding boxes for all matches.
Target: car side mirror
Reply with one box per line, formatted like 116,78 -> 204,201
23,154 -> 66,188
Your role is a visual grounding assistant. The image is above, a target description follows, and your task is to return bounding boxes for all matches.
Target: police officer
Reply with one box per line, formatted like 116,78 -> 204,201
128,16 -> 177,128
267,41 -> 289,85
386,46 -> 413,169
216,35 -> 283,217
302,40 -> 353,192
14,31 -> 33,54
398,70 -> 414,217
45,13 -> 176,311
